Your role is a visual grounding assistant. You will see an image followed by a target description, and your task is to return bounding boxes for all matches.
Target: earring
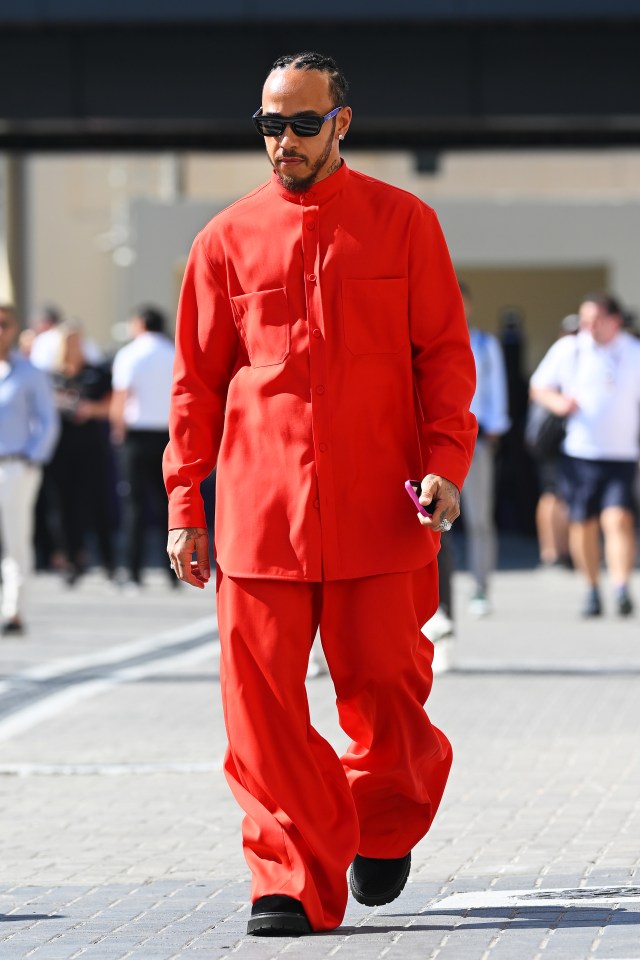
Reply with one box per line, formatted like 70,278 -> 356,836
338,134 -> 345,141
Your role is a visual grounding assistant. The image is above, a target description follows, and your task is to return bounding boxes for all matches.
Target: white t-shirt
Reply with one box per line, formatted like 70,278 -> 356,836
111,332 -> 175,430
530,330 -> 640,461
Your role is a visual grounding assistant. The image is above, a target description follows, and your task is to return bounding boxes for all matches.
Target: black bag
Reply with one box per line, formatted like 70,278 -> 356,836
524,402 -> 567,460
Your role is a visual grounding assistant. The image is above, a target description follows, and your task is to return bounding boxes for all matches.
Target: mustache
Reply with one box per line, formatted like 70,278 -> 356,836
276,151 -> 306,161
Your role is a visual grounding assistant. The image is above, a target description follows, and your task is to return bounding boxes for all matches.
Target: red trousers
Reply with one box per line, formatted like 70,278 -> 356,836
216,561 -> 452,932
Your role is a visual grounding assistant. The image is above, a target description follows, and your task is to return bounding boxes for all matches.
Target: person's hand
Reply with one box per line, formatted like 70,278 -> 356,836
550,394 -> 579,417
531,387 -> 579,418
417,474 -> 460,532
167,527 -> 210,588
110,423 -> 125,446
74,400 -> 92,423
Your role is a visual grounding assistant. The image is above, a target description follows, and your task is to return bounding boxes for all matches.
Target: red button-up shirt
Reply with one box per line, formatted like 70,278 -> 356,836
164,162 -> 476,581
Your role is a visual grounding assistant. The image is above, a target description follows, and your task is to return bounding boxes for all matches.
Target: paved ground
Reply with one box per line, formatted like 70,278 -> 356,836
0,550 -> 639,959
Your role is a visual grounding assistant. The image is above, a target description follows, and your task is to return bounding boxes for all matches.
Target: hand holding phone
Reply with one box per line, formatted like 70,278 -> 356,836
404,479 -> 435,517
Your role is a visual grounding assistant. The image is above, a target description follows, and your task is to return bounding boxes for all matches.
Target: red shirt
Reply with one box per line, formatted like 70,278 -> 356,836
164,162 -> 476,581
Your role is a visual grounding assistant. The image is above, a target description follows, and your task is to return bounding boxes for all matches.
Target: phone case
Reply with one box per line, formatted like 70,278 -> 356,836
404,479 -> 434,517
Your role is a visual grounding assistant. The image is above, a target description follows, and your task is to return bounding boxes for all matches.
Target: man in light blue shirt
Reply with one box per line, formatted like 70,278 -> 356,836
0,305 -> 59,634
459,283 -> 510,616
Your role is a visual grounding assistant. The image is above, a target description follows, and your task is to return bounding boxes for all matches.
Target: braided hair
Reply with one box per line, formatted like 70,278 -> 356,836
269,52 -> 349,107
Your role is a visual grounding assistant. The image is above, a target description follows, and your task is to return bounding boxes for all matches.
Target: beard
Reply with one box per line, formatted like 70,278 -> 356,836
272,121 -> 336,193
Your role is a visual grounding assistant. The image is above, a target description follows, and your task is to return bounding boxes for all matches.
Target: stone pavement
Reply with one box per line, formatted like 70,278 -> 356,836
0,554 -> 639,959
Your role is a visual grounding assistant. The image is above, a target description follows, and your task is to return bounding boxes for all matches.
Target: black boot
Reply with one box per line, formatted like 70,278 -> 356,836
247,895 -> 312,937
349,853 -> 411,906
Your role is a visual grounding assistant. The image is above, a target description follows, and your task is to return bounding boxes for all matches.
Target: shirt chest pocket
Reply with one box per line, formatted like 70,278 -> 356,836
230,288 -> 291,368
342,278 -> 409,355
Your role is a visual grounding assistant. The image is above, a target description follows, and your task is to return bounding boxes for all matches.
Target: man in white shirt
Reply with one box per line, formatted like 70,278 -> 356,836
111,306 -> 175,587
530,292 -> 640,617
459,282 -> 511,617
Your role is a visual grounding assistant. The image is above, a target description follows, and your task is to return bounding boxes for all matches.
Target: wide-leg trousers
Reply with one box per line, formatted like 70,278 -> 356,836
216,561 -> 452,932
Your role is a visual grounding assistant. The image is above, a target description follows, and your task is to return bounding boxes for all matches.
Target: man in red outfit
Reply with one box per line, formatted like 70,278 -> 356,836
164,52 -> 476,937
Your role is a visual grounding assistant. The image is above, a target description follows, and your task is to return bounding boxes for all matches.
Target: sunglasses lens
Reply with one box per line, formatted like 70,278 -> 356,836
254,114 -> 325,137
257,118 -> 285,137
292,119 -> 322,137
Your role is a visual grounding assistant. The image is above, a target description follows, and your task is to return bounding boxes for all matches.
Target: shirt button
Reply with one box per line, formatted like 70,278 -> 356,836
319,442 -> 328,453
312,328 -> 321,338
313,499 -> 320,509
306,222 -> 316,231
316,384 -> 325,395
307,273 -> 317,283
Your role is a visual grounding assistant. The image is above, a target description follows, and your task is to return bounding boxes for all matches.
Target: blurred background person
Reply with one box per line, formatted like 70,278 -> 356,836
30,303 -> 104,373
459,281 -> 510,617
530,292 -> 640,618
28,303 -> 64,372
530,313 -> 578,568
110,305 -> 175,590
29,304 -> 67,571
495,308 -> 538,538
423,531 -> 456,644
49,323 -> 115,585
0,304 -> 59,635
29,303 -> 104,572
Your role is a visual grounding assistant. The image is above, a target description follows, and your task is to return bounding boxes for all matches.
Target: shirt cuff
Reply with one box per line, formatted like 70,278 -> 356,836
168,495 -> 208,531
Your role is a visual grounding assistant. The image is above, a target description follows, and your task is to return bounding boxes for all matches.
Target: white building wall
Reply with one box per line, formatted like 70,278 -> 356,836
22,149 -> 640,363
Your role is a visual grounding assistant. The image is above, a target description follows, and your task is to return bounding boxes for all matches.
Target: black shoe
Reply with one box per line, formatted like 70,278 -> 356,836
247,895 -> 312,937
64,564 -> 81,587
1,618 -> 25,636
581,588 -> 602,618
349,852 -> 411,906
616,589 -> 634,617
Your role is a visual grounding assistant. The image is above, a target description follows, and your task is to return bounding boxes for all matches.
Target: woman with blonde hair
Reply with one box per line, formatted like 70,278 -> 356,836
49,322 -> 115,584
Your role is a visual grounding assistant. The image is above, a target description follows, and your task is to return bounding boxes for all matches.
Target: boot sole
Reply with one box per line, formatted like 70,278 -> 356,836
247,912 -> 312,936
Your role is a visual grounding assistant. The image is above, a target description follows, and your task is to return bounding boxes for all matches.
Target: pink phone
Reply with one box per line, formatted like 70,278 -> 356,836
405,479 -> 435,517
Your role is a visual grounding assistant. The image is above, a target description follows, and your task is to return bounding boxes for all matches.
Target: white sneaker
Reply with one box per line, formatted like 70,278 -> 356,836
306,654 -> 329,679
469,591 -> 492,618
424,607 -> 455,642
306,633 -> 329,679
121,580 -> 142,597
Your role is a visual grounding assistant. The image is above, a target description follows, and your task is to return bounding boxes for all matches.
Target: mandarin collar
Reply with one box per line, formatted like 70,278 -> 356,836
271,159 -> 348,205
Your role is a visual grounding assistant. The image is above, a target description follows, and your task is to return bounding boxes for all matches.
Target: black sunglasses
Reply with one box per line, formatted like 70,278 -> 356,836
252,106 -> 342,138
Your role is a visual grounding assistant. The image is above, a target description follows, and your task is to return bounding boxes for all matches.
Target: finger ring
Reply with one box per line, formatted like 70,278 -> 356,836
440,518 -> 453,532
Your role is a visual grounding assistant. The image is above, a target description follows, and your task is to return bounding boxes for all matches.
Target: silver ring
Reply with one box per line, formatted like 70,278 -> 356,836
440,518 -> 453,533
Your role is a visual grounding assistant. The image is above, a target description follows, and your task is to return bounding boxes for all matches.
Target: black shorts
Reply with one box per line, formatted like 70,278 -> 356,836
536,458 -> 561,496
558,455 -> 638,522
